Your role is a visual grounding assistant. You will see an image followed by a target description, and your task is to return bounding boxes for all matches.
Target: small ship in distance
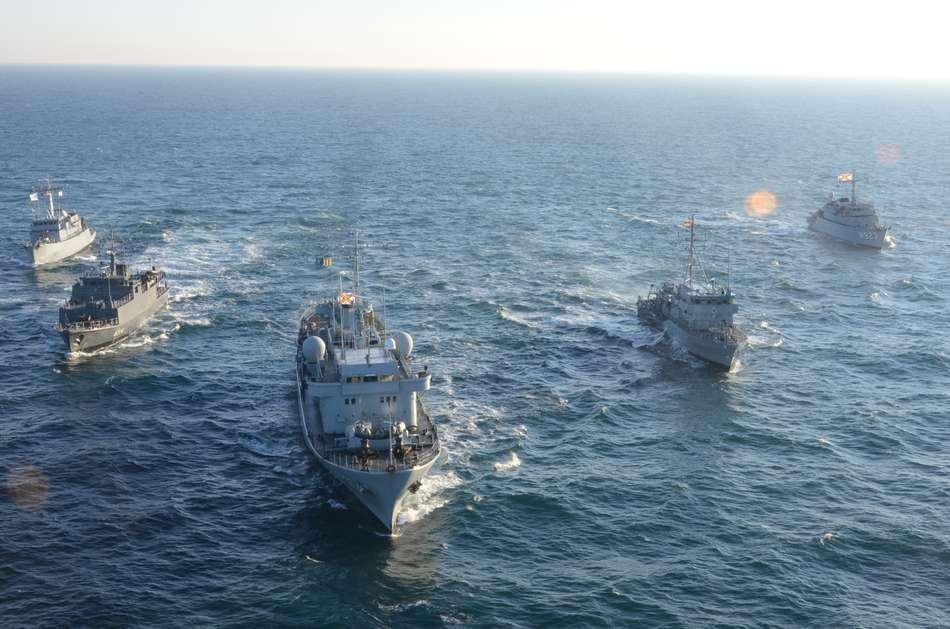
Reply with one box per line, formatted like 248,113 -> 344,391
27,178 -> 96,266
637,216 -> 746,368
808,172 -> 890,249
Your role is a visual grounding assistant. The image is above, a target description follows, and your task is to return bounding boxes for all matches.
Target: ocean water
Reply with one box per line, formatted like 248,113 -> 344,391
1,67 -> 948,627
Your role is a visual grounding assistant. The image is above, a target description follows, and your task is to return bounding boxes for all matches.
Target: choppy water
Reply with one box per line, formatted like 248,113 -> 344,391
1,67 -> 948,627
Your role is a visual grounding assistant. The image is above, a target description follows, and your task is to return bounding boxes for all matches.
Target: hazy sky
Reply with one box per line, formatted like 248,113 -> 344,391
2,0 -> 948,80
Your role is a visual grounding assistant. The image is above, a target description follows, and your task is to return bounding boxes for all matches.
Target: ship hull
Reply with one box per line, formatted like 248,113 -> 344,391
32,227 -> 97,266
808,213 -> 887,249
665,320 -> 741,369
296,372 -> 439,532
62,290 -> 168,353
315,450 -> 438,532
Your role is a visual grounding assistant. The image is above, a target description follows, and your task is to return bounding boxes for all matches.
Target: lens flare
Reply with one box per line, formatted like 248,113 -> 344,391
6,464 -> 49,511
744,189 -> 777,217
877,143 -> 902,164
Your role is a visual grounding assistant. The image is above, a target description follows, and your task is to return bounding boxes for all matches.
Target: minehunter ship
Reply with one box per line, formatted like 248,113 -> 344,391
27,178 -> 96,266
637,217 -> 746,368
296,246 -> 441,532
57,240 -> 169,353
808,172 -> 889,249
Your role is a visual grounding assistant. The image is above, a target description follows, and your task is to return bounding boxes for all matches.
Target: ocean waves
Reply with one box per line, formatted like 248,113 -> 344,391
1,70 -> 948,627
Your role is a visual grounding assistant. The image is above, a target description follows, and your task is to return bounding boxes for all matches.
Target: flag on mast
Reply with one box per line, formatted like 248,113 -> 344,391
837,172 -> 854,183
681,217 -> 694,229
29,192 -> 38,202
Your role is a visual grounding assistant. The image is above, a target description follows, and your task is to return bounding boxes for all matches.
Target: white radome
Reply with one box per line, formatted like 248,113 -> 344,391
392,331 -> 413,358
302,336 -> 326,362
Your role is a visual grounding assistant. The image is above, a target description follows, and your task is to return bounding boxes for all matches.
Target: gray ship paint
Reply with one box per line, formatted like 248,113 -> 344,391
58,245 -> 169,353
808,174 -> 890,249
27,179 -> 97,266
636,217 -> 746,368
295,249 -> 441,532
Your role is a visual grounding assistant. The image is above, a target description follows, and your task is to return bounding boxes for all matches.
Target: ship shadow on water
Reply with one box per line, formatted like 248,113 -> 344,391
291,480 -> 450,586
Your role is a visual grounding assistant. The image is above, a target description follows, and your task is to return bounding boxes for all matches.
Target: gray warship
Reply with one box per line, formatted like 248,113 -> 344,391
28,178 -> 97,266
296,244 -> 441,532
57,239 -> 169,353
637,217 -> 746,368
808,173 -> 889,249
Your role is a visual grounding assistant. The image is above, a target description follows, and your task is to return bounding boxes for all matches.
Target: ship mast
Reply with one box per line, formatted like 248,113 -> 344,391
106,232 -> 116,306
338,271 -> 346,359
46,177 -> 56,219
686,214 -> 695,288
354,231 -> 360,302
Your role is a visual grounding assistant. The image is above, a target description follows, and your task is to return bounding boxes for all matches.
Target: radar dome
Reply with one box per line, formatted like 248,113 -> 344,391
302,336 -> 326,363
391,331 -> 413,358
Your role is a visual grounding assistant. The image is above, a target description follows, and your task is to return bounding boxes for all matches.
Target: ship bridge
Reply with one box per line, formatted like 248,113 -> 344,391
336,346 -> 400,379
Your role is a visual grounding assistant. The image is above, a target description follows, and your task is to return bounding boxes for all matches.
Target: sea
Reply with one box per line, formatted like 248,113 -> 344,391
0,66 -> 948,627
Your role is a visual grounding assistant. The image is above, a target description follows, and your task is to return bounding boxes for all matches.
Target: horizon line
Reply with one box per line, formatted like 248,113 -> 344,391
2,62 -> 949,85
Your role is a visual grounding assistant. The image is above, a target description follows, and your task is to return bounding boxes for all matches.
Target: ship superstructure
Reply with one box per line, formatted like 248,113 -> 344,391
28,178 -> 96,266
295,242 -> 440,532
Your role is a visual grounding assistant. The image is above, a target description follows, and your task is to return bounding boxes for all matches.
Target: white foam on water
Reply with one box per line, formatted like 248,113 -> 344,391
170,311 -> 214,328
818,531 -> 838,546
171,280 -> 213,303
749,320 -> 784,348
184,317 -> 213,327
242,241 -> 263,262
395,470 -> 463,527
65,329 -> 161,361
116,334 -> 155,349
747,335 -> 783,349
607,207 -> 661,225
492,451 -> 521,472
328,498 -> 347,510
378,599 -> 430,613
498,306 -> 540,330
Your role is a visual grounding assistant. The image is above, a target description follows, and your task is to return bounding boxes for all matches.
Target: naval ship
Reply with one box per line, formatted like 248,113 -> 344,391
808,173 -> 889,249
296,247 -> 441,532
57,239 -> 169,353
637,217 -> 746,368
28,179 -> 97,266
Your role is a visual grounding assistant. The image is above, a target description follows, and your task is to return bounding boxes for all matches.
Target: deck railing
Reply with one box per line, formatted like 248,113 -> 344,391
59,317 -> 119,331
317,441 -> 441,473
